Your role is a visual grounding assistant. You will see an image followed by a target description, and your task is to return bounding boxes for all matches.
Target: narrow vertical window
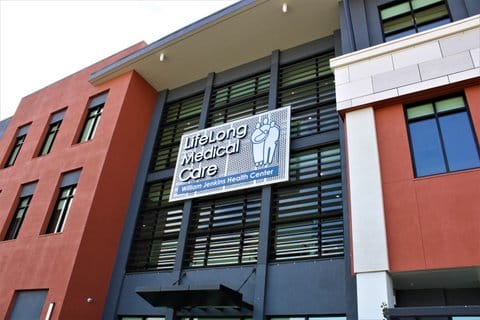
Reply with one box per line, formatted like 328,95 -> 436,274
45,170 -> 81,234
406,95 -> 480,177
4,124 -> 30,167
39,110 -> 65,156
4,182 -> 37,240
78,92 -> 107,143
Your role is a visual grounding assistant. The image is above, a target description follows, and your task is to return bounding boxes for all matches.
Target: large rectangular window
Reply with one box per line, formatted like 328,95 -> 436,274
208,72 -> 270,126
8,290 -> 47,320
78,92 -> 107,143
4,124 -> 30,167
4,182 -> 37,240
406,95 -> 480,177
278,51 -> 338,139
45,170 -> 81,233
150,94 -> 203,171
127,180 -> 182,272
184,189 -> 261,268
270,146 -> 344,261
39,110 -> 65,156
379,0 -> 451,42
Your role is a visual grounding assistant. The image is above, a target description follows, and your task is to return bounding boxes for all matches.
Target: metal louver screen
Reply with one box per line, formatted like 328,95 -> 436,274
127,180 -> 183,272
185,190 -> 262,268
208,73 -> 270,126
278,52 -> 338,139
150,94 -> 203,171
270,145 -> 344,261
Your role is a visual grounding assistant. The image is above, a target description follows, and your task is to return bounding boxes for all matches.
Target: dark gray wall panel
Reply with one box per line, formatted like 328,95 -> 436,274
464,0 -> 480,15
265,259 -> 346,315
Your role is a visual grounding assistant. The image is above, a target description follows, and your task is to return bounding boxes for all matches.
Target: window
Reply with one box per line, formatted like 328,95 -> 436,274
127,180 -> 182,272
8,290 -> 47,320
184,189 -> 261,268
4,124 -> 30,167
406,95 -> 480,177
379,0 -> 451,42
45,170 -> 81,233
39,110 -> 65,156
278,51 -> 338,138
150,94 -> 203,171
208,72 -> 270,126
78,92 -> 107,143
270,146 -> 344,261
4,182 -> 37,240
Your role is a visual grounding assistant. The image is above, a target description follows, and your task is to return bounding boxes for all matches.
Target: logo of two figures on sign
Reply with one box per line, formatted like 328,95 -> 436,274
250,117 -> 280,167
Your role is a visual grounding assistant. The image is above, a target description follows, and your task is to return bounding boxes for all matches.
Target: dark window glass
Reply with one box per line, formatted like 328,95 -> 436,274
208,73 -> 270,126
409,119 -> 446,176
5,134 -> 26,167
4,195 -> 32,240
270,146 -> 344,261
407,95 -> 480,177
278,52 -> 338,138
127,180 -> 182,272
46,184 -> 76,233
39,120 -> 61,156
184,190 -> 261,268
439,112 -> 480,171
78,105 -> 103,142
150,94 -> 203,171
379,0 -> 451,42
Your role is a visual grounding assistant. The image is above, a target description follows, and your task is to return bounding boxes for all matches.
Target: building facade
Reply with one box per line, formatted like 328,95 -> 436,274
0,43 -> 157,319
331,3 -> 480,318
0,0 -> 479,320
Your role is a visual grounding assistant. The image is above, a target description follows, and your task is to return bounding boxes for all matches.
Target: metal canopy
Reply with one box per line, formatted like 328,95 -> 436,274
136,284 -> 253,310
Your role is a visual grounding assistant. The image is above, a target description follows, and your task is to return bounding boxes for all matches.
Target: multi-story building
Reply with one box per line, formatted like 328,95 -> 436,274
0,43 -> 157,319
95,1 -> 355,319
331,0 -> 480,319
1,1 -> 478,320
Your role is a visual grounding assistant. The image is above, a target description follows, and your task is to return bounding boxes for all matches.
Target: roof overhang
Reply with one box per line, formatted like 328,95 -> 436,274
89,0 -> 340,91
136,284 -> 253,310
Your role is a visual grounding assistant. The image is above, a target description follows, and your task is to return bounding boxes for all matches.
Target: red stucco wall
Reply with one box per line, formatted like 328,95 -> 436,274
375,83 -> 480,273
0,42 -> 156,319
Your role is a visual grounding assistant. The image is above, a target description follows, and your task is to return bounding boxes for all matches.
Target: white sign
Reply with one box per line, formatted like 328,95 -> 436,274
169,107 -> 291,201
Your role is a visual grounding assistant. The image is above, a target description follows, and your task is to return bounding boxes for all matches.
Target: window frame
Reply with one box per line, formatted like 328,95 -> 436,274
5,134 -> 26,167
378,0 -> 452,42
78,104 -> 103,143
38,120 -> 62,156
405,94 -> 480,178
45,184 -> 77,234
270,145 -> 344,262
4,195 -> 33,240
149,94 -> 204,172
127,180 -> 183,272
184,189 -> 262,268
